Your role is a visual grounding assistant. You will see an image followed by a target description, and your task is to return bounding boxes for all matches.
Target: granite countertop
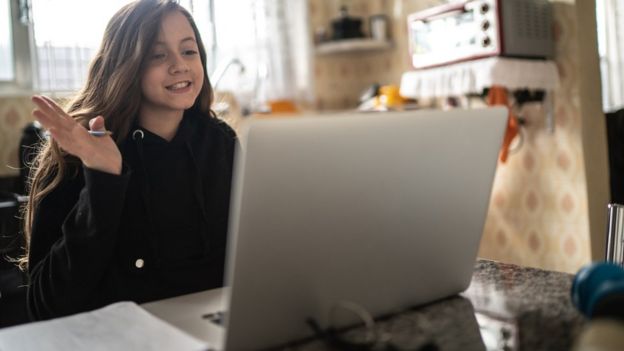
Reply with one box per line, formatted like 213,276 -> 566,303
289,260 -> 585,351
464,260 -> 585,350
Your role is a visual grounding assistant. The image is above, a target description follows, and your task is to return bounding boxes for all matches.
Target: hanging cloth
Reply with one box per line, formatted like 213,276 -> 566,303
487,86 -> 519,163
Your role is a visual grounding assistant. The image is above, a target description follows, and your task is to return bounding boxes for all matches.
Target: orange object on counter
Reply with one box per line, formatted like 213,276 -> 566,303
377,85 -> 405,109
268,99 -> 299,114
487,86 -> 518,163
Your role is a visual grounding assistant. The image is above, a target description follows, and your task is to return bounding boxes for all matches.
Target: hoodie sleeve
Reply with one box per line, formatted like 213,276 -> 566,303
27,165 -> 131,320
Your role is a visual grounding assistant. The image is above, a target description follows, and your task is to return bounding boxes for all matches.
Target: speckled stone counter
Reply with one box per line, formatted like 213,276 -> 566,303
288,259 -> 585,351
463,260 -> 585,350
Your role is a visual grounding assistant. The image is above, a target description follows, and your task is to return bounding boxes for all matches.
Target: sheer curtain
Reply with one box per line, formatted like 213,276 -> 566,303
0,0 -> 13,81
31,0 -> 135,92
597,0 -> 624,112
27,0 -> 312,105
30,0 -> 193,92
212,0 -> 311,112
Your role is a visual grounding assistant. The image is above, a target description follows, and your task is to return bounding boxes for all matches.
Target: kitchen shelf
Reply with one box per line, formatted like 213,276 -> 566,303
399,57 -> 559,99
399,57 -> 559,133
315,38 -> 392,55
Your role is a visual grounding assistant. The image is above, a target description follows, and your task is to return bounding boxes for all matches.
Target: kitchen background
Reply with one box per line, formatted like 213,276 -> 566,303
0,0 -> 618,273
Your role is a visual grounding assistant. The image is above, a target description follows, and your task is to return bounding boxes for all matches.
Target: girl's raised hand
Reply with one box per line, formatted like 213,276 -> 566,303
32,95 -> 122,175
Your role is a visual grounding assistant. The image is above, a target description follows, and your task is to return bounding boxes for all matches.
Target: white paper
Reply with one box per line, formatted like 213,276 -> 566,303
0,302 -> 211,351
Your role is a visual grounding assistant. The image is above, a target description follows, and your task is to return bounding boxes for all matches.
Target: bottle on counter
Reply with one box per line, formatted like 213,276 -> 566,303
571,262 -> 624,351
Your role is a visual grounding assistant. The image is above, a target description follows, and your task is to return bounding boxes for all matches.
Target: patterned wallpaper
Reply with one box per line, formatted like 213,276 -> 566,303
0,96 -> 34,178
310,0 -> 590,273
479,2 -> 591,273
0,1 -> 593,273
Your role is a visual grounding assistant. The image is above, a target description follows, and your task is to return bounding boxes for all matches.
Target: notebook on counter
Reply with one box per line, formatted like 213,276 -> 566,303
0,302 -> 209,351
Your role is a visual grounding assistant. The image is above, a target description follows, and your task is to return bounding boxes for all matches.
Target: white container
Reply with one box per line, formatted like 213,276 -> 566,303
370,14 -> 388,41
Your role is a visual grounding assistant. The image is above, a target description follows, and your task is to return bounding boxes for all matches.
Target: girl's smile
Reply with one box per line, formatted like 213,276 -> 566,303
166,80 -> 192,92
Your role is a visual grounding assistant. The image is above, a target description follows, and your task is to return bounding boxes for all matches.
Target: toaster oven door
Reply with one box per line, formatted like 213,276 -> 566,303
408,0 -> 500,69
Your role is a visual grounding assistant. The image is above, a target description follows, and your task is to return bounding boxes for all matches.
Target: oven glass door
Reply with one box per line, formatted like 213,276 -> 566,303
408,0 -> 499,69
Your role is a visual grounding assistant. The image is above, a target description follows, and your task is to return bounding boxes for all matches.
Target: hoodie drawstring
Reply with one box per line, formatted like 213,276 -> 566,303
132,129 -> 162,265
185,142 -> 212,253
131,128 -> 213,265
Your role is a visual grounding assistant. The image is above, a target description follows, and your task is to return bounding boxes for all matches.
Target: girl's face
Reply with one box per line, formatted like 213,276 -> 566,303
140,11 -> 204,118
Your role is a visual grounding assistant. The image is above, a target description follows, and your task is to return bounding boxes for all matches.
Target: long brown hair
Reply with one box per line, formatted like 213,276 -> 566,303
19,0 -> 214,269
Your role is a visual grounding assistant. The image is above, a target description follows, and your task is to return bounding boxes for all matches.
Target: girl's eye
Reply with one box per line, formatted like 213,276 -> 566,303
183,50 -> 198,56
151,53 -> 166,60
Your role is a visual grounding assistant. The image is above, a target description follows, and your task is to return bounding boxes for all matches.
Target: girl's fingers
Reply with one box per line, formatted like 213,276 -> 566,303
40,95 -> 70,120
32,98 -> 67,127
48,127 -> 82,156
47,127 -> 60,141
34,105 -> 82,148
31,96 -> 57,116
32,109 -> 56,129
33,108 -> 69,132
32,96 -> 75,130
89,116 -> 106,131
47,128 -> 67,148
32,97 -> 118,165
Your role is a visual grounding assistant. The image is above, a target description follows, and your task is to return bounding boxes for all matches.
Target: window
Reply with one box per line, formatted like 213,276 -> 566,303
1,0 -> 310,102
0,0 -> 34,92
211,0 -> 311,110
0,0 -> 14,81
29,0 -> 196,92
597,0 -> 624,112
31,0 -> 137,92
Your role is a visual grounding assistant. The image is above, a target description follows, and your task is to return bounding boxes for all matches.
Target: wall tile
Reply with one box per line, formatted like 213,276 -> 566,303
0,97 -> 35,178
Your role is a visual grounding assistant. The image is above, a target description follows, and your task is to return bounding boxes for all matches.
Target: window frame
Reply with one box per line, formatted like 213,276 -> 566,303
596,0 -> 624,112
0,0 -> 35,95
1,0 -> 208,95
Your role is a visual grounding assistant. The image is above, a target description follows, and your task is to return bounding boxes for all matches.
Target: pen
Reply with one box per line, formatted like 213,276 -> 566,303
89,130 -> 113,137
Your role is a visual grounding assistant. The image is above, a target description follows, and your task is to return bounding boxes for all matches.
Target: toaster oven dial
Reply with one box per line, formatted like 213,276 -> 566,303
482,36 -> 491,47
480,3 -> 490,14
482,20 -> 490,31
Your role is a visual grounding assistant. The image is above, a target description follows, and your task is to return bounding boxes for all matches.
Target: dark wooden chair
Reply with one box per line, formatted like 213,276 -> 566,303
0,192 -> 29,327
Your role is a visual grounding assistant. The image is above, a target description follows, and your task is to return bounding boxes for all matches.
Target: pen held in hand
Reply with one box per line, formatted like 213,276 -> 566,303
88,130 -> 113,137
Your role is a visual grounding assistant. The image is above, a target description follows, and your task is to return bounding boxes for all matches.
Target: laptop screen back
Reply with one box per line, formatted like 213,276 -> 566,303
223,107 -> 507,350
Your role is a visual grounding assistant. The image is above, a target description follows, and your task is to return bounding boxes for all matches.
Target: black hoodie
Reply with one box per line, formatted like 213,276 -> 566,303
26,110 -> 236,320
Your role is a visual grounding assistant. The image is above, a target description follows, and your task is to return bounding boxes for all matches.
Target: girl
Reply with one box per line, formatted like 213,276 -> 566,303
23,0 -> 236,320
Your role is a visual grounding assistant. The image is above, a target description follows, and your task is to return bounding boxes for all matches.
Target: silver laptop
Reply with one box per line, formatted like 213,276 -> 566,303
145,107 -> 507,350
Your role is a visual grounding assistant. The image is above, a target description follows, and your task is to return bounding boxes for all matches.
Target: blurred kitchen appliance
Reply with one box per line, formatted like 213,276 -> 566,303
331,5 -> 364,40
407,0 -> 553,69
